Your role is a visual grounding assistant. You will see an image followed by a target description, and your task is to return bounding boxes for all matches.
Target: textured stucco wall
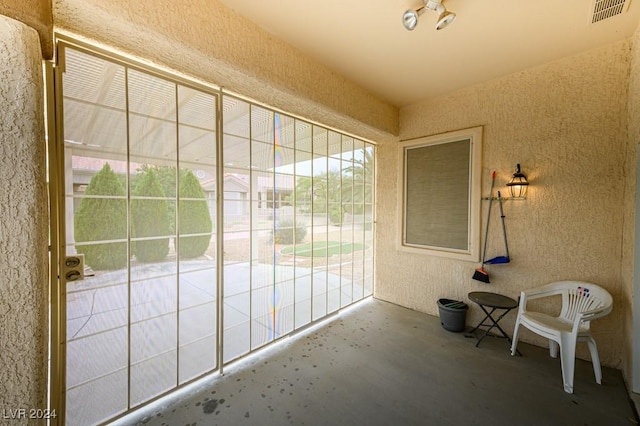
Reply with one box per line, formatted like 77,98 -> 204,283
0,0 -> 53,58
52,0 -> 398,142
626,26 -> 640,391
0,15 -> 49,417
377,41 -> 631,368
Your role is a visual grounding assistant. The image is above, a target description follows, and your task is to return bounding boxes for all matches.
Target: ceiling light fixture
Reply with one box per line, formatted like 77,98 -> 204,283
402,0 -> 456,31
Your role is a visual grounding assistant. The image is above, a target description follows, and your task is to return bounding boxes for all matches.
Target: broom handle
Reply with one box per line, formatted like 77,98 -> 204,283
481,171 -> 496,264
497,190 -> 510,259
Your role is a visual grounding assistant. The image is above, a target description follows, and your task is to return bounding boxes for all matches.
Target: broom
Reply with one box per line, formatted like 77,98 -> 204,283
485,190 -> 510,265
472,171 -> 495,283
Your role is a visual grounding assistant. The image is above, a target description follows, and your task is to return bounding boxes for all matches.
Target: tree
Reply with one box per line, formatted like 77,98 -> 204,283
74,163 -> 128,270
134,164 -> 177,233
131,168 -> 170,262
342,148 -> 374,213
178,169 -> 213,258
289,171 -> 343,214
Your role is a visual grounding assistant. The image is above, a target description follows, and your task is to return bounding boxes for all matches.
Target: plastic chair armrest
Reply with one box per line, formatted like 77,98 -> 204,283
518,285 -> 562,312
521,284 -> 563,300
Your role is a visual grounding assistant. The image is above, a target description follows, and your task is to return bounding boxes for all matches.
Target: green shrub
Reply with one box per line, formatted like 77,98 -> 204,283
178,170 -> 213,258
329,207 -> 343,226
131,168 -> 170,262
274,219 -> 307,244
74,163 -> 128,270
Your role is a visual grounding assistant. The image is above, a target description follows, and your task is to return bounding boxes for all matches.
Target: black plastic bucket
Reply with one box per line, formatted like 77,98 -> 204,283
437,298 -> 468,332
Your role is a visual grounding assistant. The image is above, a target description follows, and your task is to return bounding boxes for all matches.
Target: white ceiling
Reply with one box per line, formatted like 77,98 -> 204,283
218,0 -> 640,107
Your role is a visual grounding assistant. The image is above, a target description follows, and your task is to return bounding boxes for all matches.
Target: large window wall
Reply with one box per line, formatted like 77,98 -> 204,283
222,96 -> 375,363
55,42 -> 374,425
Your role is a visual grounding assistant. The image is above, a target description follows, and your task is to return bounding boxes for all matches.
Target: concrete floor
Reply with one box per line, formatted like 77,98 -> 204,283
120,298 -> 638,426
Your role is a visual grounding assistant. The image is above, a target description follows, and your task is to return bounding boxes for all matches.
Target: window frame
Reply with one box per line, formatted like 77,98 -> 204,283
398,126 -> 482,262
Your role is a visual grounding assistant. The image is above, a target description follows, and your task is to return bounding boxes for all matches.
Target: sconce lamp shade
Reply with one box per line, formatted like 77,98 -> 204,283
506,164 -> 529,198
436,10 -> 456,30
402,7 -> 425,30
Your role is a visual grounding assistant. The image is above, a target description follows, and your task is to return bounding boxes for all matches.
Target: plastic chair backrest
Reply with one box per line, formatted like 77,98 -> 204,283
557,281 -> 613,327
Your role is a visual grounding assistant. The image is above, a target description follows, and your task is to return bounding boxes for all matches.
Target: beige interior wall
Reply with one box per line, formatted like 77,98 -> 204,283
52,0 -> 398,143
0,15 -> 49,415
378,41 -> 632,368
624,25 -> 640,390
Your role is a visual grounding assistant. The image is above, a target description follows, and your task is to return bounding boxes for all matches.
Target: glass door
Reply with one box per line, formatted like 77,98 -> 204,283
55,43 -> 219,425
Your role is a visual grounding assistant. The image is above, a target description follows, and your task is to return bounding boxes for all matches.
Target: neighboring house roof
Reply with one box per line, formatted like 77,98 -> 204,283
70,156 -> 294,192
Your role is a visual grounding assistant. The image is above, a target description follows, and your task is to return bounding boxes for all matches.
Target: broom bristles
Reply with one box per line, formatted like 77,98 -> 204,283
472,267 -> 490,283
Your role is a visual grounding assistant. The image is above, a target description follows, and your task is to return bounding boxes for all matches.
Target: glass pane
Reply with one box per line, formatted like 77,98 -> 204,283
328,131 -> 342,159
251,105 -> 274,144
342,137 -> 354,160
327,199 -> 342,313
340,142 -> 354,306
325,132 -> 344,312
178,86 -> 217,382
223,97 -> 251,363
251,284 -> 273,350
178,267 -> 216,383
312,166 -> 328,320
128,70 -> 176,119
364,221 -> 374,297
351,140 -> 365,302
129,306 -> 177,405
352,228 -> 365,302
223,262 -> 250,362
364,143 -> 374,297
275,147 -> 296,175
63,47 -> 129,426
224,134 -> 251,171
274,170 -> 296,334
295,150 -> 313,177
223,96 -> 250,138
313,126 -> 328,155
128,68 -> 178,406
313,153 -> 327,177
65,330 -> 128,425
293,173 -> 312,329
295,120 -> 312,152
277,113 -> 295,149
251,141 -> 274,172
251,226 -> 274,350
275,279 -> 295,335
253,174 -> 275,226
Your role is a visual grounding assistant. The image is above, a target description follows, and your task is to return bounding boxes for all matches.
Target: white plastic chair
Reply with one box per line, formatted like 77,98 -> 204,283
510,281 -> 613,394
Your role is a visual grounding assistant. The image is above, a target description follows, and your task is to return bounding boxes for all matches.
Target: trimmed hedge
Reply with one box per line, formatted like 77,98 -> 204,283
74,163 -> 128,270
274,219 -> 307,244
178,170 -> 212,258
131,168 -> 170,262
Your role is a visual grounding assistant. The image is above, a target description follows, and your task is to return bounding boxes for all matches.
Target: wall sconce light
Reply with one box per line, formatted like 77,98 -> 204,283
506,164 -> 529,199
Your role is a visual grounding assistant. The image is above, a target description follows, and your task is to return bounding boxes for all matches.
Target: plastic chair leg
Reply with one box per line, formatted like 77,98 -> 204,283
559,335 -> 576,394
510,320 -> 521,356
586,336 -> 602,384
549,340 -> 559,358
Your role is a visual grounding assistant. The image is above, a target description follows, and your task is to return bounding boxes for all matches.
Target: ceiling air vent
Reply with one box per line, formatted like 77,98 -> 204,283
590,0 -> 630,24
